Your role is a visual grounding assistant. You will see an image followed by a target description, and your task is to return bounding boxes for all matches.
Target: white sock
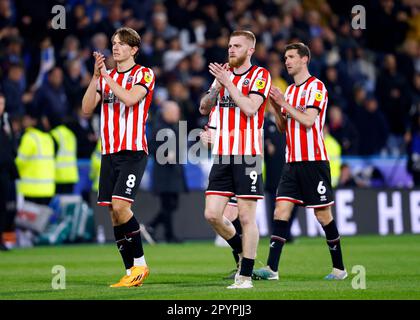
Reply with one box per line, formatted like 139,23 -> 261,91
133,256 -> 146,266
126,269 -> 131,276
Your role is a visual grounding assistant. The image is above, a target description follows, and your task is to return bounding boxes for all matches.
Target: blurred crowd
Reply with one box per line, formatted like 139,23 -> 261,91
1,0 -> 420,178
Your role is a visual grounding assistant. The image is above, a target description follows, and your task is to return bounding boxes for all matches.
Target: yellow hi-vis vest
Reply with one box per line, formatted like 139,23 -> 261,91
15,127 -> 56,197
50,125 -> 79,184
90,140 -> 101,192
324,133 -> 342,188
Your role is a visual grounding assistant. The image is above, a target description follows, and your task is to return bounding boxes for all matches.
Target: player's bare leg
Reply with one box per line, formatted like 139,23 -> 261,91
215,202 -> 239,247
237,198 -> 258,261
313,206 -> 333,226
273,200 -> 294,221
212,197 -> 243,279
110,199 -> 134,226
109,199 -> 149,287
223,204 -> 239,230
226,198 -> 258,289
314,206 -> 347,280
204,195 -> 236,239
205,195 -> 245,284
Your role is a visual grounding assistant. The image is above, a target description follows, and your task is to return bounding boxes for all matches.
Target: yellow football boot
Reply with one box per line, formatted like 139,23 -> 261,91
110,275 -> 132,288
109,266 -> 149,288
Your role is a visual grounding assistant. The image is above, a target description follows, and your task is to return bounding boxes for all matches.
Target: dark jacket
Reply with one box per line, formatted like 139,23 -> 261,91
2,78 -> 25,117
67,115 -> 97,159
33,82 -> 70,124
329,115 -> 360,155
354,107 -> 389,155
150,114 -> 187,194
0,112 -> 18,179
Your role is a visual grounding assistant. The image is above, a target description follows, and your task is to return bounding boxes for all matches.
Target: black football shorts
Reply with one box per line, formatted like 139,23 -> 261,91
276,161 -> 334,208
97,150 -> 148,206
206,155 -> 264,200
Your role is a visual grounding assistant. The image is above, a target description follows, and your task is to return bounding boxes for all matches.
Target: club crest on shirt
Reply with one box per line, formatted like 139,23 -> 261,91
255,78 -> 266,89
301,90 -> 306,98
144,71 -> 152,83
127,76 -> 133,84
296,105 -> 306,112
243,79 -> 250,87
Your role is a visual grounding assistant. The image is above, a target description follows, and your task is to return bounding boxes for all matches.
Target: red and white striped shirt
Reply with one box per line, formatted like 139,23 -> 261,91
98,64 -> 155,155
210,65 -> 271,155
207,106 -> 217,129
282,76 -> 329,162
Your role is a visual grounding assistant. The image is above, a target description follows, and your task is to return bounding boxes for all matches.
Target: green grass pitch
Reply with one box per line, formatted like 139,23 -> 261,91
1,234 -> 419,300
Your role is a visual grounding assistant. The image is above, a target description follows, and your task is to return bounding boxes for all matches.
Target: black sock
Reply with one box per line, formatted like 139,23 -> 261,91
226,233 -> 242,256
122,216 -> 144,259
231,218 -> 242,235
267,220 -> 288,272
230,219 -> 242,266
239,257 -> 254,277
232,250 -> 240,267
113,225 -> 133,270
322,220 -> 345,270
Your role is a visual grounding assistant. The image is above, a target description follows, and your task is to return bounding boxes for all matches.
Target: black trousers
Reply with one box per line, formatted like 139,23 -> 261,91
24,197 -> 52,206
149,192 -> 179,241
0,171 -> 10,238
56,183 -> 74,195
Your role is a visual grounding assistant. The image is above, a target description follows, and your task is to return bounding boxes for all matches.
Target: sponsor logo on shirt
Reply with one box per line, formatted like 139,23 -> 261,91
219,96 -> 236,108
255,78 -> 266,89
315,91 -> 323,102
144,72 -> 152,83
103,92 -> 118,104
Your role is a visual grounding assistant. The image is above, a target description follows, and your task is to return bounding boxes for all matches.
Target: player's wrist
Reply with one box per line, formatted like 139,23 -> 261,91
214,82 -> 222,90
280,101 -> 289,110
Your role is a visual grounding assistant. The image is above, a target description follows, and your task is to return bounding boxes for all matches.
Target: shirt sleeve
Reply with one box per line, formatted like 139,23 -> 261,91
206,79 -> 218,94
134,67 -> 155,94
207,107 -> 217,129
249,68 -> 271,99
307,80 -> 328,111
96,76 -> 102,95
281,85 -> 293,115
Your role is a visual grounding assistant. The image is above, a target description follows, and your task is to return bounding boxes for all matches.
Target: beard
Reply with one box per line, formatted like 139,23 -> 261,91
286,67 -> 295,76
287,64 -> 303,77
229,53 -> 247,68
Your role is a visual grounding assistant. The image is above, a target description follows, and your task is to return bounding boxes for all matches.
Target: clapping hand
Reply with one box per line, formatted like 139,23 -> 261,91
269,86 -> 285,108
93,51 -> 106,78
209,63 -> 230,88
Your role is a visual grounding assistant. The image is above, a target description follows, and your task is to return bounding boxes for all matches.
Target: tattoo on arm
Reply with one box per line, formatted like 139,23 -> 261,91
208,87 -> 220,104
200,87 -> 219,114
